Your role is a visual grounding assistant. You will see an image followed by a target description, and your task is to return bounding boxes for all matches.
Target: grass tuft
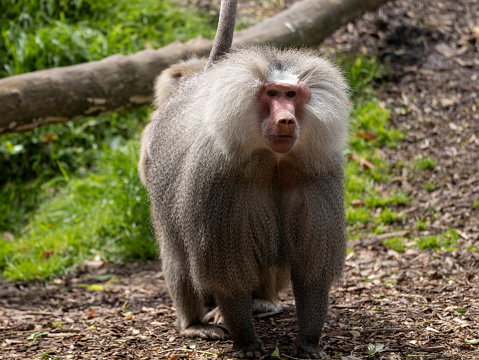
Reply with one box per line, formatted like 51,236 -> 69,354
417,230 -> 460,251
413,156 -> 437,171
382,237 -> 407,252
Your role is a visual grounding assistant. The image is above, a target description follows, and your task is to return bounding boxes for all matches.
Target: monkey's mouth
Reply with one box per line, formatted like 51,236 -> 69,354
267,135 -> 297,154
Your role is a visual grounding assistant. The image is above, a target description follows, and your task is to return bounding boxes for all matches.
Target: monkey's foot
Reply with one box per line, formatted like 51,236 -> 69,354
204,307 -> 224,324
204,300 -> 281,324
232,341 -> 267,359
292,342 -> 327,359
180,324 -> 228,340
252,299 -> 282,314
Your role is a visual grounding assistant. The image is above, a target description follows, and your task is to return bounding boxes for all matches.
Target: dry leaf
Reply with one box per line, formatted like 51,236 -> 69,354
41,250 -> 54,259
350,199 -> 364,207
435,43 -> 454,58
86,309 -> 96,320
350,154 -> 375,169
355,130 -> 377,141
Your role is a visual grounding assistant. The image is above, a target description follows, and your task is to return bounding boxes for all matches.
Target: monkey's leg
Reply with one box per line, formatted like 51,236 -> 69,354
162,255 -> 227,340
216,292 -> 267,358
290,275 -> 329,359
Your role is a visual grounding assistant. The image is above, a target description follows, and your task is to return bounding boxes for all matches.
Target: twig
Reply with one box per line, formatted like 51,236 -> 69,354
155,347 -> 220,357
327,327 -> 415,337
255,310 -> 284,319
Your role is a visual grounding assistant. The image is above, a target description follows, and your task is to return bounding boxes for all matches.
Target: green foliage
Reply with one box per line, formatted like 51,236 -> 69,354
342,54 -> 385,99
366,191 -> 411,207
0,0 -> 217,77
1,140 -> 155,281
417,229 -> 460,251
0,109 -> 149,184
0,109 -> 150,234
346,206 -> 372,226
413,156 -> 437,171
424,181 -> 435,192
350,101 -> 404,149
416,217 -> 429,231
377,208 -> 404,225
382,237 -> 407,252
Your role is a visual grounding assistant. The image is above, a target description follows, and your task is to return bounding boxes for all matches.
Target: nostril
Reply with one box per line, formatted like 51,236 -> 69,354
278,118 -> 295,125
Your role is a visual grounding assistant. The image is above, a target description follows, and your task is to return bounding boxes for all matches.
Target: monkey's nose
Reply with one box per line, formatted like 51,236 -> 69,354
276,111 -> 296,127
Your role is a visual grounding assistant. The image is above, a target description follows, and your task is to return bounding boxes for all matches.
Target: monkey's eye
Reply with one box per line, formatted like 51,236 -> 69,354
267,89 -> 279,98
285,91 -> 297,98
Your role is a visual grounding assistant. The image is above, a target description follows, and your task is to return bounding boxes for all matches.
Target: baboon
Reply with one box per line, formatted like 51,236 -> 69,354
139,0 -> 349,358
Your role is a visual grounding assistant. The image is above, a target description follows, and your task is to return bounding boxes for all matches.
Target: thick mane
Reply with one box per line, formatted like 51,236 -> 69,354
181,47 -> 350,172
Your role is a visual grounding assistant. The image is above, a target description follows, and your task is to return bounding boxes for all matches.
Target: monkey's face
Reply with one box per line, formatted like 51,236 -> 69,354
259,80 -> 311,154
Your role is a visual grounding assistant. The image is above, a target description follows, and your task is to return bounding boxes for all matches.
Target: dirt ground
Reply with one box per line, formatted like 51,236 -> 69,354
1,0 -> 478,359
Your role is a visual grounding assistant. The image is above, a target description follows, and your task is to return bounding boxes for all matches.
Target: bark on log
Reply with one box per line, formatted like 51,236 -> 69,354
0,0 -> 389,135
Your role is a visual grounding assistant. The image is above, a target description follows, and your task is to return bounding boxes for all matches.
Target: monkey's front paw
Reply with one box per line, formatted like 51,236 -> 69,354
180,324 -> 228,340
232,341 -> 267,359
292,342 -> 327,359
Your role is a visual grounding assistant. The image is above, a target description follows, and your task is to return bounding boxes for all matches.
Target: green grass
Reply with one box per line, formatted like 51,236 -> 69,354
366,191 -> 411,207
417,230 -> 460,251
344,99 -> 407,229
424,181 -> 436,192
0,109 -> 151,234
416,217 -> 429,231
377,208 -> 404,225
0,140 -> 155,281
381,229 -> 461,253
413,156 -> 437,171
342,54 -> 386,100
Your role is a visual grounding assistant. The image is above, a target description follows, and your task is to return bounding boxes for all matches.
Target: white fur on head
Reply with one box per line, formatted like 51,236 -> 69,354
267,68 -> 299,86
196,47 -> 350,168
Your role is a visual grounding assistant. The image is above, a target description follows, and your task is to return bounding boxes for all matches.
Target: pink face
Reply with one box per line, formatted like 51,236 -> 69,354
259,80 -> 311,154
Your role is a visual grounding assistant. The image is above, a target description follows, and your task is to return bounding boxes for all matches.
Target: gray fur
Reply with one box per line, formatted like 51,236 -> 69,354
140,47 -> 349,358
139,58 -> 206,185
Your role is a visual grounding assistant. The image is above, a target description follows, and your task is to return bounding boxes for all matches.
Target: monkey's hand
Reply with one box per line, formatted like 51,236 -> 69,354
180,324 -> 228,340
232,340 -> 267,359
292,340 -> 327,359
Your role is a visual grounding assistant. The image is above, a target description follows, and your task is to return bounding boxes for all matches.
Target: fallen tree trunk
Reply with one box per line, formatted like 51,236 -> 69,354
0,0 -> 389,135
